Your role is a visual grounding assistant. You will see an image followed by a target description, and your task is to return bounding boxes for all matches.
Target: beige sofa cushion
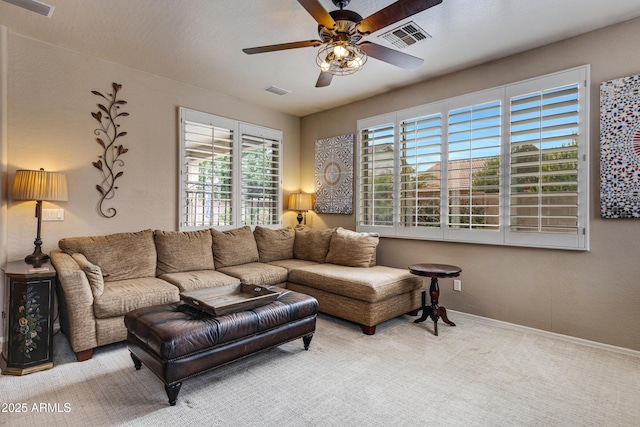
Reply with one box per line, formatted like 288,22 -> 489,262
159,270 -> 240,292
325,227 -> 379,268
59,229 -> 156,282
288,264 -> 422,303
93,277 -> 180,318
71,253 -> 104,298
267,258 -> 320,272
293,226 -> 335,263
154,229 -> 214,275
217,262 -> 288,287
211,226 -> 259,268
253,226 -> 295,262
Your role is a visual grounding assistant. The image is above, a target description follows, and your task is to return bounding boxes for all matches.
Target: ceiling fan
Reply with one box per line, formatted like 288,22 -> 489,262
243,0 -> 443,87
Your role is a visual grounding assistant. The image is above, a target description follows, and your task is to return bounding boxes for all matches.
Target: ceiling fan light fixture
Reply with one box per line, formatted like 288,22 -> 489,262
348,56 -> 364,68
316,42 -> 367,76
320,61 -> 331,72
333,44 -> 349,58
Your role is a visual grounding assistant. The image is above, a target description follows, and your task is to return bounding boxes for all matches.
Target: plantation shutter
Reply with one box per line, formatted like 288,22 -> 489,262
240,126 -> 282,226
179,107 -> 283,231
359,122 -> 395,227
509,84 -> 580,235
399,113 -> 442,228
355,66 -> 587,249
447,100 -> 501,230
181,116 -> 234,229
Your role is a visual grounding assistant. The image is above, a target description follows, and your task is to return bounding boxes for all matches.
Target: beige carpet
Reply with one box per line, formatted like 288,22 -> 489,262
1,312 -> 639,427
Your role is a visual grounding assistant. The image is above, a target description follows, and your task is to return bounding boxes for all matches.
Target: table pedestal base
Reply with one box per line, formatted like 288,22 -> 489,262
414,277 -> 456,336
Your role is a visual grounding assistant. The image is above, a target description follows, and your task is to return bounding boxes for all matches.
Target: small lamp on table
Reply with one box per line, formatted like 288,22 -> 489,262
288,193 -> 313,225
12,168 -> 68,264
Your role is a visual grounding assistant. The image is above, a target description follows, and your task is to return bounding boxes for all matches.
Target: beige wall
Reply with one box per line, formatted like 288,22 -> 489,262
4,33 -> 302,260
1,27 -> 8,268
301,17 -> 640,351
0,33 -> 302,341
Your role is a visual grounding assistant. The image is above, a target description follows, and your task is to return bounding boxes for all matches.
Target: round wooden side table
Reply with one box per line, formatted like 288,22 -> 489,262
409,263 -> 461,336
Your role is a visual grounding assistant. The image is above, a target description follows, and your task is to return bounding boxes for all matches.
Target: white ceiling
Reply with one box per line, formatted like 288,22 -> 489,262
2,0 -> 640,117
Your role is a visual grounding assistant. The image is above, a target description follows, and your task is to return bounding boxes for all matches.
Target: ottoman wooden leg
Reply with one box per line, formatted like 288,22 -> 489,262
165,382 -> 182,406
130,352 -> 142,370
303,334 -> 314,350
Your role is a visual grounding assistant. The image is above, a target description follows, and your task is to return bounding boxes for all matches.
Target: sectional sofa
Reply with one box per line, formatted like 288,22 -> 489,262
50,225 -> 422,361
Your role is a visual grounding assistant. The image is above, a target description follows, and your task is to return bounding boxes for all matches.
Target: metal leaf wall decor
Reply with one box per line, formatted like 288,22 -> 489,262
91,82 -> 129,218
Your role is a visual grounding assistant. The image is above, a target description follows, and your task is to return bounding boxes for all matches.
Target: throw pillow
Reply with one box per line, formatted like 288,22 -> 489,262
71,253 -> 104,297
253,226 -> 295,262
293,225 -> 335,263
154,229 -> 215,276
211,226 -> 259,268
325,227 -> 379,268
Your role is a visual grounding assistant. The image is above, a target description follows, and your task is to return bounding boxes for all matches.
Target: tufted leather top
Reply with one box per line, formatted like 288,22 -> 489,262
124,289 -> 318,360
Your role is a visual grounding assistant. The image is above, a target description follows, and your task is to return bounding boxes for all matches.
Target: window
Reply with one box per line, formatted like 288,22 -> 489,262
357,66 -> 589,250
400,113 -> 442,230
179,108 -> 282,230
240,128 -> 281,226
360,122 -> 395,226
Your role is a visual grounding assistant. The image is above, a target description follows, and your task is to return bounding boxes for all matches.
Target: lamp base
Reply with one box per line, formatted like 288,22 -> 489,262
25,246 -> 49,265
296,213 -> 303,224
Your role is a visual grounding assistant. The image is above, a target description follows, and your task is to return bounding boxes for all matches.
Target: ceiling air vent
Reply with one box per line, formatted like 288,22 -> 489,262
265,85 -> 291,96
378,21 -> 430,49
1,0 -> 55,17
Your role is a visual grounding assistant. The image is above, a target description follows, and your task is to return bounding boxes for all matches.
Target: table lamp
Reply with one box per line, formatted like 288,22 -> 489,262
288,193 -> 313,225
12,168 -> 68,264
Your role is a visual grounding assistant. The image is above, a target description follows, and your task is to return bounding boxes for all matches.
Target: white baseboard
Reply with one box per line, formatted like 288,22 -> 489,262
449,310 -> 640,358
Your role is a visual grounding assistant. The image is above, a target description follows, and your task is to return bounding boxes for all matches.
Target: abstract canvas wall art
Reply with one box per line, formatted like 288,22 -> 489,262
314,134 -> 353,214
600,73 -> 640,218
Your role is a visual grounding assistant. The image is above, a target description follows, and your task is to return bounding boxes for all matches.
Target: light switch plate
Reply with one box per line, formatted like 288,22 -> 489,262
42,208 -> 64,221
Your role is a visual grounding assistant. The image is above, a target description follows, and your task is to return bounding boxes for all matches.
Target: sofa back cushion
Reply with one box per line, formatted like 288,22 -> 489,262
59,229 -> 156,282
293,225 -> 335,263
325,227 -> 379,268
253,226 -> 295,262
154,229 -> 215,275
211,226 -> 259,268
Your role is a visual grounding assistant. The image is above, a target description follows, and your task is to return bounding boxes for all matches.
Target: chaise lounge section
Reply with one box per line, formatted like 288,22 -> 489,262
50,225 -> 422,361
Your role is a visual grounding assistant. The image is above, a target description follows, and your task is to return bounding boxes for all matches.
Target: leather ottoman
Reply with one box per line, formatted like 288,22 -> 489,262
124,289 -> 318,405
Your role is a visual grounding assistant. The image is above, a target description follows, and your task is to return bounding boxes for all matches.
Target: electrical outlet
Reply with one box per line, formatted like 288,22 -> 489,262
453,279 -> 462,292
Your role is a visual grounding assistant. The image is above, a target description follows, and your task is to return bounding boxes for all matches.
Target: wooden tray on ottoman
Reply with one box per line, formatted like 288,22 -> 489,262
180,284 -> 280,316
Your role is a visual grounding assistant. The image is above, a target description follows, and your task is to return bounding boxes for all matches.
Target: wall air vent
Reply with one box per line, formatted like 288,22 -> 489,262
265,85 -> 291,96
1,0 -> 55,17
378,21 -> 430,49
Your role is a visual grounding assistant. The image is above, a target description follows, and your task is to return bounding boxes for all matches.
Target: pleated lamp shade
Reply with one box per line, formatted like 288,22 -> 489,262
13,169 -> 68,202
288,193 -> 313,212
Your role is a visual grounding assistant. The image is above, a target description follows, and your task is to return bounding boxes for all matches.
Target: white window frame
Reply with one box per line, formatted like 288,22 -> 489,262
179,107 -> 283,231
356,66 -> 590,250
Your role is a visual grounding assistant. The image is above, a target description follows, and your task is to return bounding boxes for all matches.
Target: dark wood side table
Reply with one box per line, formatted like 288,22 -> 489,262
410,263 -> 461,336
1,260 -> 56,375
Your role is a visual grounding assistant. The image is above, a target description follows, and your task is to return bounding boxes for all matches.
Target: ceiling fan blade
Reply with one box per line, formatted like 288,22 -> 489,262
316,71 -> 333,88
358,0 -> 443,34
298,0 -> 336,29
360,42 -> 424,70
243,40 -> 322,54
